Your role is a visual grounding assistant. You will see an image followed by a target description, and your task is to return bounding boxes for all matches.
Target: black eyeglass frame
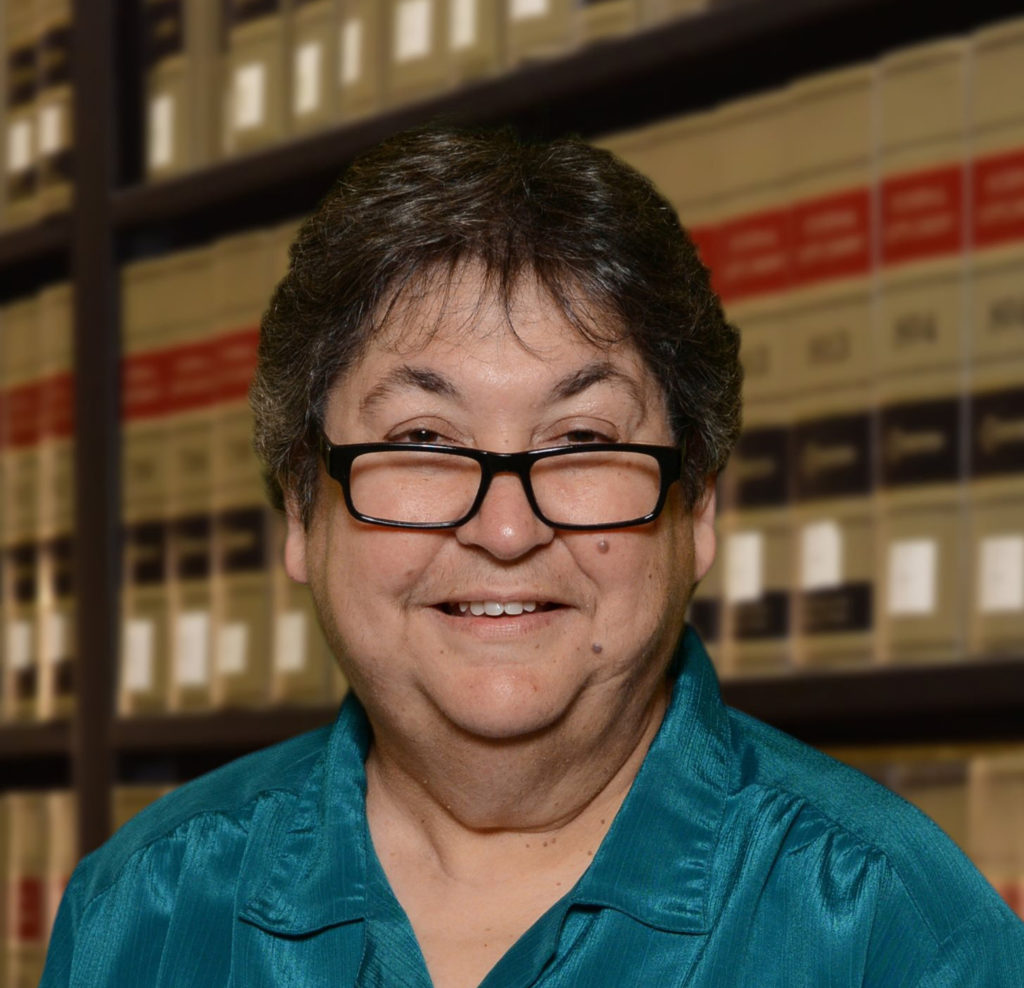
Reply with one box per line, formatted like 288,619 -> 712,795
319,434 -> 685,531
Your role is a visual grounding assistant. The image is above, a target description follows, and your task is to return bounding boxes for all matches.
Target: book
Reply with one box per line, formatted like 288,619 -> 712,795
35,281 -> 74,721
4,0 -> 40,227
290,0 -> 338,134
164,245 -> 218,713
966,17 -> 1024,658
875,39 -> 970,665
222,0 -> 290,156
1,293 -> 41,722
785,64 -> 877,669
43,789 -> 75,943
385,0 -> 450,108
3,791 -> 47,988
34,0 -> 72,216
336,0 -> 386,120
709,90 -> 795,677
448,0 -> 503,87
119,255 -> 175,716
209,230 -> 276,709
506,0 -> 576,67
579,0 -> 637,45
968,751 -> 1024,918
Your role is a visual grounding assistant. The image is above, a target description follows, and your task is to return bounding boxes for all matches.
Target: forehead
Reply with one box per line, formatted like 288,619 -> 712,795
338,264 -> 661,402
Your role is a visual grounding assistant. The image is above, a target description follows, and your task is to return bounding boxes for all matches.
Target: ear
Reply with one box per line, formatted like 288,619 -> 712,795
282,491 -> 310,585
690,478 -> 717,583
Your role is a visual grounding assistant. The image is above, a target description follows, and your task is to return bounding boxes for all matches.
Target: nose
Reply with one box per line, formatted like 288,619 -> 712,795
454,472 -> 554,560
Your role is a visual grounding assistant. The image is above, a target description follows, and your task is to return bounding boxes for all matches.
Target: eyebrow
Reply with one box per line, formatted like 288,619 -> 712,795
358,359 -> 648,417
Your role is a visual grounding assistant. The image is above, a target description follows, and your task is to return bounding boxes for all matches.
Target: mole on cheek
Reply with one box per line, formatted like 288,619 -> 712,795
596,539 -> 610,554
592,643 -> 603,654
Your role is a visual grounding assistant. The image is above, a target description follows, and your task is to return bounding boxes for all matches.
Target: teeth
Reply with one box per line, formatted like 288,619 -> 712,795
454,601 -> 541,617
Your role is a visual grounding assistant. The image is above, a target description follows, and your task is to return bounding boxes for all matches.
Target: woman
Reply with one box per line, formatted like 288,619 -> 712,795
43,127 -> 1024,987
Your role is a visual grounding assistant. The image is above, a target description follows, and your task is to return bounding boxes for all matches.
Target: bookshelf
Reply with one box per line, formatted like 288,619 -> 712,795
2,0 -> 1023,860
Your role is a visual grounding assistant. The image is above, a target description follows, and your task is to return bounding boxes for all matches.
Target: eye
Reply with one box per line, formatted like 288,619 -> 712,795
393,427 -> 446,445
561,428 -> 613,445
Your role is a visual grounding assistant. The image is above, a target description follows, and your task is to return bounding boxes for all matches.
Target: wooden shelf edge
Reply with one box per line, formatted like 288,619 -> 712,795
0,212 -> 71,269
0,719 -> 72,758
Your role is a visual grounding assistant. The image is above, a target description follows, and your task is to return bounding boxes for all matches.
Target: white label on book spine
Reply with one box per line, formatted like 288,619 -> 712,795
979,534 -> 1024,613
510,0 -> 549,21
724,531 -> 763,603
123,619 -> 155,692
7,620 -> 33,670
451,0 -> 477,49
148,93 -> 175,169
38,103 -> 62,156
341,19 -> 363,86
7,118 -> 32,173
294,40 -> 323,115
887,538 -> 937,616
800,520 -> 843,590
217,622 -> 249,675
45,613 -> 68,665
233,61 -> 267,130
175,610 -> 210,686
395,0 -> 433,63
275,610 -> 308,673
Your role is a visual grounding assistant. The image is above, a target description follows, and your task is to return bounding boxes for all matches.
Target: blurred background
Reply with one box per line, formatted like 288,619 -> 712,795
2,0 -> 1024,981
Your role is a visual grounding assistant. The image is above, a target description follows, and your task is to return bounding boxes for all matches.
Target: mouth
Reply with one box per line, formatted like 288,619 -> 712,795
437,600 -> 564,618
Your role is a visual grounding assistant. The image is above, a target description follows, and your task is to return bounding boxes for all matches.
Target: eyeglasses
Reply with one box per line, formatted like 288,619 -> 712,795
320,434 -> 683,531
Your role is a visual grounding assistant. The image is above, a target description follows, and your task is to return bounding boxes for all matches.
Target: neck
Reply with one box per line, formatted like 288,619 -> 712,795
364,679 -> 669,880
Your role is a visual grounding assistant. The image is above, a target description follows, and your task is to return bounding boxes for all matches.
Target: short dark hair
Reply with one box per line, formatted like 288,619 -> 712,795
251,125 -> 742,523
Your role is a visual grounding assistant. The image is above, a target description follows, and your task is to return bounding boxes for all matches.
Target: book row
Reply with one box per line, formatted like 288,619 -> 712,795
599,17 -> 1024,672
0,785 -> 169,988
1,0 -> 719,228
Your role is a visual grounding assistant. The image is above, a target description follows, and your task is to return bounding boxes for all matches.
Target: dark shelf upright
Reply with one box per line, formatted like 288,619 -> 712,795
70,0 -> 120,856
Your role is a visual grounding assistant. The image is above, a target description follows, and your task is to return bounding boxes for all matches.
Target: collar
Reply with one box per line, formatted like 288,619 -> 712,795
238,627 -> 732,937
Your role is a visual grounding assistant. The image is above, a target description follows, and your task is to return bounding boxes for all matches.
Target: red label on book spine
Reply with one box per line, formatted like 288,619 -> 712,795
791,187 -> 872,286
973,146 -> 1024,248
713,207 -> 791,303
217,326 -> 260,401
881,163 -> 965,266
5,380 -> 43,448
17,875 -> 45,942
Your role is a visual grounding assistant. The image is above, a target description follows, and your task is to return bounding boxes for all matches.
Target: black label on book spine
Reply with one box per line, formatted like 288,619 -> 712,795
7,168 -> 36,202
800,582 -> 872,634
56,658 -> 74,697
688,599 -> 721,644
16,665 -> 37,702
126,521 -> 168,586
8,44 -> 36,107
794,413 -> 873,501
10,543 -> 38,604
971,386 -> 1024,478
732,590 -> 789,640
217,507 -> 267,574
144,0 -> 185,66
172,515 -> 212,580
881,397 -> 962,487
42,146 -> 74,182
46,536 -> 74,598
39,25 -> 72,87
227,0 -> 280,27
732,427 -> 790,508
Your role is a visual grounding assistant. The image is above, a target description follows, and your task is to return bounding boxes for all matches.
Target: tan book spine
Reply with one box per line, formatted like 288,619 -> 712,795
164,246 -> 218,713
706,91 -> 795,677
967,17 -> 1024,658
3,0 -> 40,228
209,231 -> 274,710
336,0 -> 386,120
579,0 -> 638,45
143,0 -> 189,178
785,64 -> 877,669
875,39 -> 970,665
290,0 -> 338,134
111,784 -> 173,833
4,791 -> 47,988
2,294 -> 42,722
35,281 -> 74,721
222,0 -> 291,157
43,790 -> 75,943
506,0 -> 577,67
34,0 -> 72,215
448,0 -> 503,87
119,257 -> 175,716
968,752 -> 1024,919
385,0 -> 450,108
0,795 -> 8,978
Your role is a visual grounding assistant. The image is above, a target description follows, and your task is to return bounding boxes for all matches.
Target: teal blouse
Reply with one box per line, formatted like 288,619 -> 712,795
42,629 -> 1024,986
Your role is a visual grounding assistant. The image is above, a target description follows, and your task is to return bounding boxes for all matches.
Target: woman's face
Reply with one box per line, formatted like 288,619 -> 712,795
285,269 -> 716,749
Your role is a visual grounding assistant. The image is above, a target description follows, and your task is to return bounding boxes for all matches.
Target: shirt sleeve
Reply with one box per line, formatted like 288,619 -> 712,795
916,907 -> 1024,988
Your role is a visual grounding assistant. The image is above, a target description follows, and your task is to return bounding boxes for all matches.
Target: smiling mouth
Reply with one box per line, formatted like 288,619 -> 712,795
438,601 -> 563,617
